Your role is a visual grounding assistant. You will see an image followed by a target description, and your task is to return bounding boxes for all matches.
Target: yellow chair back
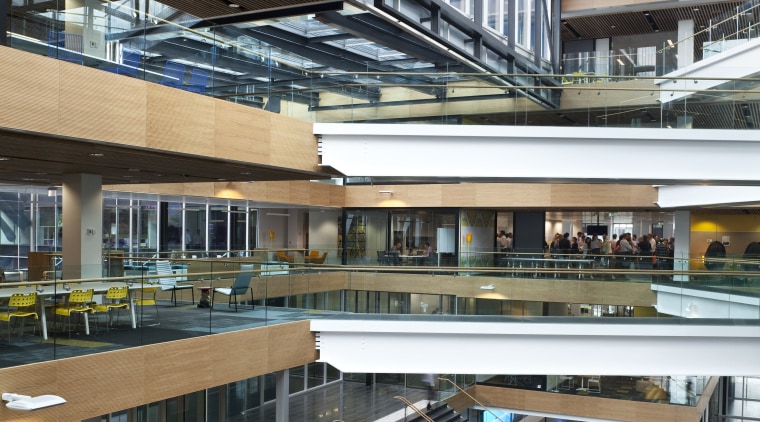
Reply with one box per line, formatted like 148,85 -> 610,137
8,292 -> 37,308
105,286 -> 129,300
68,289 -> 94,305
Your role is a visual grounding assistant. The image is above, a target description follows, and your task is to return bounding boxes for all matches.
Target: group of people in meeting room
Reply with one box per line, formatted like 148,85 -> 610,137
546,232 -> 675,269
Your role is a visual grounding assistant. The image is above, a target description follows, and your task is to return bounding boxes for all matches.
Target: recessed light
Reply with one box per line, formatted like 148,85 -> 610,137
228,2 -> 240,7
128,168 -> 140,172
0,157 -> 10,161
240,171 -> 252,175
89,153 -> 105,157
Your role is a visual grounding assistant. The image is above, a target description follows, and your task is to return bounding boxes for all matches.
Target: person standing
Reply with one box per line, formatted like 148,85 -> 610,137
421,374 -> 436,410
497,230 -> 509,252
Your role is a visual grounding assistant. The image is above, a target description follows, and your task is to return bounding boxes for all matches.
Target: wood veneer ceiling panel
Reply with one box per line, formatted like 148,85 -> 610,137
0,128 -> 330,187
561,1 -> 744,41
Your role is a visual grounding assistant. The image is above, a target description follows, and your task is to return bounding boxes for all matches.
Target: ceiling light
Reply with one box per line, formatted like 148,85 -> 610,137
378,190 -> 394,195
47,187 -> 57,197
480,284 -> 495,290
0,157 -> 10,161
266,212 -> 290,217
89,153 -> 104,157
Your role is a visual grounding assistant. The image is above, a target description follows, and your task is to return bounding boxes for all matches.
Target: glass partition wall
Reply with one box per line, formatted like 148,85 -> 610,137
8,0 -> 757,129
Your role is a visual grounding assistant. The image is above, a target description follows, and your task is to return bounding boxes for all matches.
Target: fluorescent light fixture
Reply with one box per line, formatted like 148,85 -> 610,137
3,393 -> 66,411
378,190 -> 394,194
480,284 -> 495,290
616,58 -> 625,66
266,212 -> 290,217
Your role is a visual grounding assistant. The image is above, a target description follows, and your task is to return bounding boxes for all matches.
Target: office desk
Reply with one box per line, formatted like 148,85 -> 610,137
398,255 -> 427,266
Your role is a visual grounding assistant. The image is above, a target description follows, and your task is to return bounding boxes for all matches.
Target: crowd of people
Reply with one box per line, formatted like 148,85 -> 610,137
546,232 -> 675,270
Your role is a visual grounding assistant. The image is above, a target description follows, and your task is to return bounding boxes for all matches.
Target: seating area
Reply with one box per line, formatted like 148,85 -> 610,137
277,251 -> 295,263
160,61 -> 209,93
0,292 -> 39,344
46,31 -> 83,65
305,251 -> 328,264
102,50 -> 141,77
212,264 -> 254,312
153,260 -> 194,306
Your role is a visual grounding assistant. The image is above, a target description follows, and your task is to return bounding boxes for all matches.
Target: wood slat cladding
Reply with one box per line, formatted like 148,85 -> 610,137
0,321 -> 317,422
0,46 -> 328,187
344,183 -> 658,209
561,1 -> 745,42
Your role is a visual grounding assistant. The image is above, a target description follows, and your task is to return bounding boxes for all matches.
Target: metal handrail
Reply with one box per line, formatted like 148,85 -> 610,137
393,395 -> 433,422
438,377 -> 503,422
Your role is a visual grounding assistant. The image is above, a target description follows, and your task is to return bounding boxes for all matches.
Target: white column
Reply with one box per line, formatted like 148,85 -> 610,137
673,210 -> 690,282
677,19 -> 695,69
62,173 -> 103,280
594,38 -> 610,77
275,369 -> 289,422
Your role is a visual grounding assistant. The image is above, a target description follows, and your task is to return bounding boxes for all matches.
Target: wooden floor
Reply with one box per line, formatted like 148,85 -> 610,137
231,380 -> 431,422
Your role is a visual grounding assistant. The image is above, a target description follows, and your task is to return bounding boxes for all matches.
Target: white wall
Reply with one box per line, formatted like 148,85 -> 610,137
308,210 -> 341,264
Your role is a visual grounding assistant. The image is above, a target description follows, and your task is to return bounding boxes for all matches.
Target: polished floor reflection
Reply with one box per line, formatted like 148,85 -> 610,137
230,380 -> 431,422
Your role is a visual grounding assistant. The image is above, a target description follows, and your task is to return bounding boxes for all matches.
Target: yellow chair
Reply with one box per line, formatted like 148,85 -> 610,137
55,289 -> 94,336
309,252 -> 328,265
133,287 -> 159,326
277,251 -> 295,263
92,286 -> 130,331
0,292 -> 39,343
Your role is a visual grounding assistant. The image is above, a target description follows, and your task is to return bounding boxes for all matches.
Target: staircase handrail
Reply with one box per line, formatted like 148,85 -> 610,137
393,395 -> 434,422
437,377 -> 503,422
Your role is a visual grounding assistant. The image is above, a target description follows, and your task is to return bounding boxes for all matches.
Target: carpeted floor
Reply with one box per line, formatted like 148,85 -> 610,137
0,303 -> 335,368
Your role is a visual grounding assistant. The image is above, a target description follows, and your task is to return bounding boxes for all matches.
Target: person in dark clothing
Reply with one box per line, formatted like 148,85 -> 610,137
558,233 -> 572,257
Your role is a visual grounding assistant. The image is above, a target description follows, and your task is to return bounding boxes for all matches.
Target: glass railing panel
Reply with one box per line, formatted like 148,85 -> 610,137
6,0 -> 760,129
3,259 -> 760,369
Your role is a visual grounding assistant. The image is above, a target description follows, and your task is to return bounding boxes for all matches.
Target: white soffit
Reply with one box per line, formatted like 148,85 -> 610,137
657,185 -> 760,207
312,319 -> 760,375
316,124 -> 760,184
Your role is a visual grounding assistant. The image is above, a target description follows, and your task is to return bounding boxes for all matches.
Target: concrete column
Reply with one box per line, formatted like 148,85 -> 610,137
275,369 -> 289,422
677,19 -> 695,69
62,173 -> 103,279
673,210 -> 691,282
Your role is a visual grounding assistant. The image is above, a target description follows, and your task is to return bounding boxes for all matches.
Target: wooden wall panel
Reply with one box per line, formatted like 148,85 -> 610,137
0,321 -> 315,422
0,46 -> 318,174
269,116 -> 318,171
319,271 -> 655,307
111,178 -> 655,211
344,183 -> 657,208
214,100 -> 272,163
58,65 -> 147,146
0,48 -> 60,135
146,84 -> 216,156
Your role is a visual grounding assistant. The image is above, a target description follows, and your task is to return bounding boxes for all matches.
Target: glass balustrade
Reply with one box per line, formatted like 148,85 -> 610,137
5,0 -> 759,130
1,249 -> 759,370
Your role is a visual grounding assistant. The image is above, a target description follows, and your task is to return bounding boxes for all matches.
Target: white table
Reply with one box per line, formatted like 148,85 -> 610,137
0,282 -> 146,340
